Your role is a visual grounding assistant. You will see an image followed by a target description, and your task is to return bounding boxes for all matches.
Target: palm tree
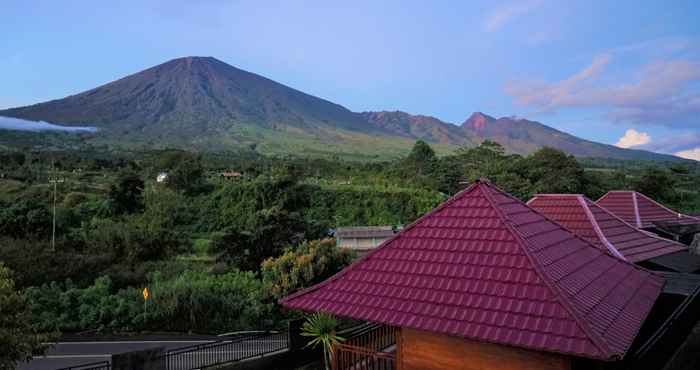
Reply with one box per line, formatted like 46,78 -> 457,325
301,312 -> 345,370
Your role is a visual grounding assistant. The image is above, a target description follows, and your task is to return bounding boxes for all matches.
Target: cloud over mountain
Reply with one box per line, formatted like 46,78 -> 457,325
615,129 -> 651,148
504,55 -> 700,128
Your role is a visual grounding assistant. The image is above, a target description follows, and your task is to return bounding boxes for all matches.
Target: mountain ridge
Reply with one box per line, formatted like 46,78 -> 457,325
0,56 -> 684,161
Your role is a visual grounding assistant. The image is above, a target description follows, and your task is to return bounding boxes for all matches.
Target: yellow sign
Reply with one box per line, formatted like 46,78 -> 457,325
143,287 -> 149,301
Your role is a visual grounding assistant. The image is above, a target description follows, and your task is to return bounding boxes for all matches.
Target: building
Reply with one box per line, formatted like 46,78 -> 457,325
334,226 -> 399,253
527,194 -> 700,273
220,171 -> 242,179
597,191 -> 700,244
156,172 -> 168,183
281,180 -> 665,370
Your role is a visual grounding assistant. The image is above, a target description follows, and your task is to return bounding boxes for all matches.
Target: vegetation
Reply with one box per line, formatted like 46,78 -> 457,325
0,263 -> 54,369
0,139 -> 698,368
301,312 -> 344,370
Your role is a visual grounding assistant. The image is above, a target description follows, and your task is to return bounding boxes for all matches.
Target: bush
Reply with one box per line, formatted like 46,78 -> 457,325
25,270 -> 272,334
262,238 -> 354,301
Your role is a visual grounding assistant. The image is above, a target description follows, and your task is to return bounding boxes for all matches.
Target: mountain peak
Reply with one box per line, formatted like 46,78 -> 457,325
462,112 -> 496,130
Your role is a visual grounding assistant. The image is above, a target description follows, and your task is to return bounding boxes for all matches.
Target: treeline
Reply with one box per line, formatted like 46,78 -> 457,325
1,140 -> 699,342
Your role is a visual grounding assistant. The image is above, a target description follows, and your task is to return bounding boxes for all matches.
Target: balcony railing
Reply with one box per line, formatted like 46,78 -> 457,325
332,324 -> 398,370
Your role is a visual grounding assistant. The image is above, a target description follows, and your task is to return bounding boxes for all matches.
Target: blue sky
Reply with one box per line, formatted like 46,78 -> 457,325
1,0 -> 699,159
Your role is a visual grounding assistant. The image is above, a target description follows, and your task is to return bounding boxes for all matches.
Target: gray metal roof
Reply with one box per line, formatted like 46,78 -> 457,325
658,272 -> 700,296
334,226 -> 397,238
647,251 -> 700,273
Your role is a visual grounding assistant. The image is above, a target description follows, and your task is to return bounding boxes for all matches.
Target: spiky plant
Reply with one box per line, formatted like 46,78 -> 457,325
301,312 -> 344,370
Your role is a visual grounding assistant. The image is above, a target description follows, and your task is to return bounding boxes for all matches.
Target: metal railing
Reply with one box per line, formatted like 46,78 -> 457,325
160,331 -> 288,370
55,361 -> 111,370
332,325 -> 397,370
52,331 -> 288,370
334,344 -> 395,370
344,324 -> 397,353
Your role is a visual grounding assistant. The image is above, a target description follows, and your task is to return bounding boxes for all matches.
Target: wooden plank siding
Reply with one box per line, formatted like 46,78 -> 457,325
399,328 -> 571,370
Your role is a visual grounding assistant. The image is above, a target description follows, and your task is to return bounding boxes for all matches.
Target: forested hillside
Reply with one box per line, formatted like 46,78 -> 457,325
0,141 -> 698,338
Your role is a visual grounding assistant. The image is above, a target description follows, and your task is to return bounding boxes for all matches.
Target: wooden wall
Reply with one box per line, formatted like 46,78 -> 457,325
399,327 -> 571,370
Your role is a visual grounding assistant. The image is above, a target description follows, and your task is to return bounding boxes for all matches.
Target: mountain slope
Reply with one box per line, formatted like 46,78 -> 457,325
358,111 -> 476,146
0,56 -> 683,161
1,57 -> 374,133
459,112 -> 678,161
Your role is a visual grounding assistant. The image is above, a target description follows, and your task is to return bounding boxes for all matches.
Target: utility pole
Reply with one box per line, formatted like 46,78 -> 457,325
49,159 -> 64,252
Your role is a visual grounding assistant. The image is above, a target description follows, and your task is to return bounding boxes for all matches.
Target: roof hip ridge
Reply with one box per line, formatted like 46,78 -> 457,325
584,197 -> 688,251
477,183 -> 616,359
577,196 -> 626,261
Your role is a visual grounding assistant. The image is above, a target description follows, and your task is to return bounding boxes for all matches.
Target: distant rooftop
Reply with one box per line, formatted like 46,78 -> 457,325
597,191 -> 700,229
334,226 -> 397,239
528,194 -> 686,263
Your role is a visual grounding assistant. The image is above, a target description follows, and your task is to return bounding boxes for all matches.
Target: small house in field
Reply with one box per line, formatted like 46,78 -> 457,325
528,194 -> 700,273
220,171 -> 242,179
156,172 -> 168,183
334,226 -> 399,253
597,191 -> 700,245
281,180 -> 669,370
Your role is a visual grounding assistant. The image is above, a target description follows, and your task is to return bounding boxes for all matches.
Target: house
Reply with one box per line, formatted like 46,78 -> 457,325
597,191 -> 700,244
220,171 -> 242,179
527,194 -> 700,273
281,180 -> 664,370
334,226 -> 399,253
156,172 -> 168,183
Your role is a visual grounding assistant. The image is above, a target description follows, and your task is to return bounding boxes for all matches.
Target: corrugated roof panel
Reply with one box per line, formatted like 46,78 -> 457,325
281,181 -> 663,361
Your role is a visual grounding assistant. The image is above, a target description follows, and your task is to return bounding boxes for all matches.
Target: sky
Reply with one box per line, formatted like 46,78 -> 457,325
1,0 -> 699,159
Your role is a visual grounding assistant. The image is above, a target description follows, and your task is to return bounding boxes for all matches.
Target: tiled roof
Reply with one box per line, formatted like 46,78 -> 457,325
280,181 -> 663,361
528,195 -> 686,263
596,191 -> 700,229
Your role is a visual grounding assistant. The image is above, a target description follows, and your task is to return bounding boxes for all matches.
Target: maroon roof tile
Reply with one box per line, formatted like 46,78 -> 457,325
280,181 -> 663,361
528,195 -> 686,263
596,191 -> 700,229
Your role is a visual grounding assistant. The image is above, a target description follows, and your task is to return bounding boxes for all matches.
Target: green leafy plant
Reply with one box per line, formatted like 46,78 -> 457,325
301,312 -> 344,370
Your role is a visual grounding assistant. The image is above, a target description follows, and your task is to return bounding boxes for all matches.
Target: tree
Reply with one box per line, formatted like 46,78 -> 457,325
108,171 -> 144,214
157,151 -> 205,194
0,263 -> 53,369
261,238 -> 354,300
301,312 -> 344,370
211,207 -> 315,271
405,140 -> 436,177
518,147 -> 585,195
635,167 -> 676,201
0,199 -> 52,240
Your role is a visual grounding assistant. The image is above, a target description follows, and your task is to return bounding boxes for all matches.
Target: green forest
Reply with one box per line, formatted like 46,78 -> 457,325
1,140 -> 699,365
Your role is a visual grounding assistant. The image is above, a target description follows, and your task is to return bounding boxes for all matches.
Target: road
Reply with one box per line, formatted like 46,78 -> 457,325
19,339 -> 216,370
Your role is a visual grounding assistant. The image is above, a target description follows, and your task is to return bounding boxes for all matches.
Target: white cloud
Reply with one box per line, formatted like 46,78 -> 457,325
504,55 -> 700,127
483,0 -> 543,32
675,148 -> 700,161
615,129 -> 651,148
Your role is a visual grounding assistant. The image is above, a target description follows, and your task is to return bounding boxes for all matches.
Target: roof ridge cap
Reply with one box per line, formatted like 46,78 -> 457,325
478,183 -> 615,359
585,197 -> 688,251
279,183 -> 479,305
577,196 -> 626,261
632,192 -> 642,227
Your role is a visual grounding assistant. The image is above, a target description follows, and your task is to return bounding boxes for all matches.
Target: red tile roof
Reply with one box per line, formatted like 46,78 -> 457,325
596,191 -> 700,229
528,195 -> 686,263
280,181 -> 663,361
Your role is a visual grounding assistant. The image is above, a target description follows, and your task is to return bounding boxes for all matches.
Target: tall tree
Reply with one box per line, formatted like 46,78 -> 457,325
108,171 -> 144,214
0,263 -> 53,369
404,140 -> 436,177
